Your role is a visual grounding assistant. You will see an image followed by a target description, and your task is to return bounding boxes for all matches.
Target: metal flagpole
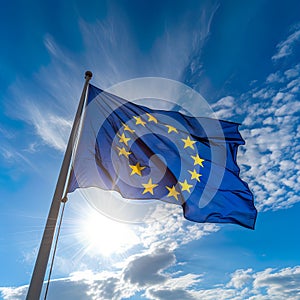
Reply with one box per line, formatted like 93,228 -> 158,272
26,71 -> 93,300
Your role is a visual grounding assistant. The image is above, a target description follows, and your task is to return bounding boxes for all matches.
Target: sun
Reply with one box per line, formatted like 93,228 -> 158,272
76,210 -> 140,257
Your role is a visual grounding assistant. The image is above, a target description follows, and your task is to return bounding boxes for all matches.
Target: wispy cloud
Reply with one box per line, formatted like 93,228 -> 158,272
272,24 -> 300,61
24,102 -> 72,151
0,143 -> 39,178
5,2 -> 219,153
0,125 -> 34,170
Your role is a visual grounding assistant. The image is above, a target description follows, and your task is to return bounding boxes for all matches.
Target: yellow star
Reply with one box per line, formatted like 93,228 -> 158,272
146,113 -> 158,123
181,136 -> 196,149
188,169 -> 202,182
179,179 -> 193,193
165,124 -> 178,133
191,154 -> 204,167
122,122 -> 135,133
166,185 -> 180,200
142,178 -> 158,195
129,162 -> 146,176
133,116 -> 146,127
118,133 -> 131,146
117,146 -> 131,158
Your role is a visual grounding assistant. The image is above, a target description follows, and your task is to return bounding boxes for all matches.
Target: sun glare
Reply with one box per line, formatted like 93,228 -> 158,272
77,210 -> 140,257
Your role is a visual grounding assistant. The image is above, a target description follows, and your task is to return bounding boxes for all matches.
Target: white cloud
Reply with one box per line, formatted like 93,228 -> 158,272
272,25 -> 300,60
136,208 -> 219,253
266,71 -> 285,83
212,61 -> 300,212
252,267 -> 300,299
3,265 -> 300,300
284,64 -> 300,79
227,269 -> 253,289
252,87 -> 275,100
0,285 -> 28,300
211,96 -> 235,119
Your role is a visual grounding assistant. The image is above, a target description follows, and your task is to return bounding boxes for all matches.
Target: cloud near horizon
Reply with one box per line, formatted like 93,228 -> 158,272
2,264 -> 300,300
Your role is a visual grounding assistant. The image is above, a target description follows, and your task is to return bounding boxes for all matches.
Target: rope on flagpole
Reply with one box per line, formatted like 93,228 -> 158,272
26,71 -> 92,300
42,71 -> 92,299
43,197 -> 68,300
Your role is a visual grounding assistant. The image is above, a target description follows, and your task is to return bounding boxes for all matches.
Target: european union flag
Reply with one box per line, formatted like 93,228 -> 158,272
68,84 -> 257,229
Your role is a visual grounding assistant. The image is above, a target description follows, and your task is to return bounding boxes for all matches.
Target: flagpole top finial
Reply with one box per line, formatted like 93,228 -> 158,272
85,71 -> 93,80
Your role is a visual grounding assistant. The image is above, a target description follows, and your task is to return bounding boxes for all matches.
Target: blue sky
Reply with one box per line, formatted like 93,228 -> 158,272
1,0 -> 300,299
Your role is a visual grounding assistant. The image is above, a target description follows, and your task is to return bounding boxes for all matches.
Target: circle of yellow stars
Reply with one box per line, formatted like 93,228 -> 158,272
114,112 -> 205,202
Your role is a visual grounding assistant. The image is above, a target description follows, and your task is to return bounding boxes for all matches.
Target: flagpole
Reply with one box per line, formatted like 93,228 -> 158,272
26,71 -> 93,300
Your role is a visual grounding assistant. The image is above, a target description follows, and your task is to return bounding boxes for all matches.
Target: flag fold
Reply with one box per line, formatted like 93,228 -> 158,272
68,84 -> 257,229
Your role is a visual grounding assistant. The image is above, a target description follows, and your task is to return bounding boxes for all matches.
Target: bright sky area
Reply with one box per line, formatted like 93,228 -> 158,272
0,1 -> 300,299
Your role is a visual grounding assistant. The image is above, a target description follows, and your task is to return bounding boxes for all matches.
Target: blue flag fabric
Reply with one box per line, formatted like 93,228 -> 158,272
68,84 -> 257,229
